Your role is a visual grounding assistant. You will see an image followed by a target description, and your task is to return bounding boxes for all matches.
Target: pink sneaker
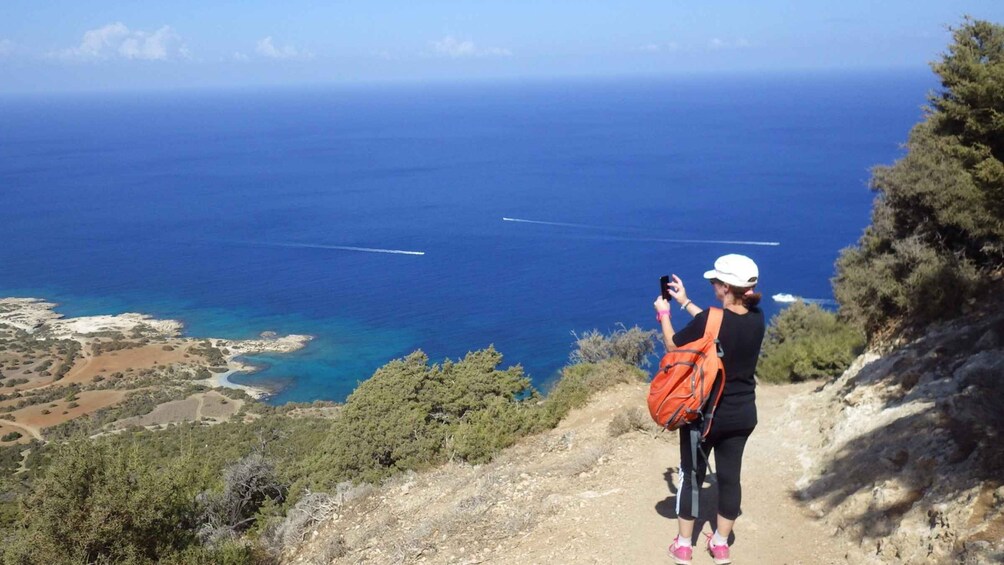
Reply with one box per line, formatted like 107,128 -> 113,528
668,536 -> 693,564
705,533 -> 732,564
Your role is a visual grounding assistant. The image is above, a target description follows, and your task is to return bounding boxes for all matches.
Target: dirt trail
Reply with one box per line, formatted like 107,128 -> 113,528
492,381 -> 858,564
294,380 -> 867,564
0,420 -> 42,441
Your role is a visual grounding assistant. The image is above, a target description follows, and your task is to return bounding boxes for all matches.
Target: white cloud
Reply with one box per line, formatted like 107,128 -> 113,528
431,36 -> 512,58
709,37 -> 751,50
0,39 -> 14,57
56,23 -> 189,61
232,51 -> 250,62
255,36 -> 312,60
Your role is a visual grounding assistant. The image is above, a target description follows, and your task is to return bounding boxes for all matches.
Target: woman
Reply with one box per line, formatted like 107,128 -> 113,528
653,254 -> 764,565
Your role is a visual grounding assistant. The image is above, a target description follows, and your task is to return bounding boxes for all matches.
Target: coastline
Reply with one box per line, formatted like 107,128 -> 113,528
0,296 -> 312,402
201,361 -> 271,400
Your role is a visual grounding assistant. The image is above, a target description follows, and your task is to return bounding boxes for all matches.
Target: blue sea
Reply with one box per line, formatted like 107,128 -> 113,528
0,71 -> 931,404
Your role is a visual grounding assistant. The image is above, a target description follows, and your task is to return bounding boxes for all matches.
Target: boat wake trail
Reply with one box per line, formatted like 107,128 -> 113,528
501,217 -> 612,230
501,217 -> 780,246
773,293 -> 837,305
230,241 -> 425,256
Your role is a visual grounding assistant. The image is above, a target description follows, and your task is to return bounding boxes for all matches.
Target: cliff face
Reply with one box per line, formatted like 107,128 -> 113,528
795,309 -> 1004,564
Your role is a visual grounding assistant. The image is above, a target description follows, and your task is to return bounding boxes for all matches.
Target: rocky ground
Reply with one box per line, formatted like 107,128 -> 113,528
286,380 -> 866,564
793,310 -> 1004,564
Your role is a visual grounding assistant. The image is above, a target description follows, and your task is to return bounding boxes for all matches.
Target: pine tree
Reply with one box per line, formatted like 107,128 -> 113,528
834,18 -> 1004,336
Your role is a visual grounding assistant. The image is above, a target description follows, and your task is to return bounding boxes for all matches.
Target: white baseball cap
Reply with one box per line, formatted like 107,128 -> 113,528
703,254 -> 759,288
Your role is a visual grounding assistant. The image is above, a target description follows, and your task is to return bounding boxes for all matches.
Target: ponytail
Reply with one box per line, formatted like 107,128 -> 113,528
729,285 -> 761,309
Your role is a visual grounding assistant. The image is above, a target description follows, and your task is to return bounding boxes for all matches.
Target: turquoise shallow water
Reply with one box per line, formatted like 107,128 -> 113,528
0,72 -> 932,403
19,288 -> 415,403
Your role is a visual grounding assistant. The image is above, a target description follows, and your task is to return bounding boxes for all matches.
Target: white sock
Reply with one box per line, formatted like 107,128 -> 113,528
676,536 -> 693,548
711,532 -> 728,547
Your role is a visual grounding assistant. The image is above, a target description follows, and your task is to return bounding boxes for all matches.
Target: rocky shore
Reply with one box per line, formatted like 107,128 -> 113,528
0,296 -> 312,399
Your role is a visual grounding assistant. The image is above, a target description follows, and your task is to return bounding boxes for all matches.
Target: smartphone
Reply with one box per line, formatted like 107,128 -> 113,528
660,275 -> 672,301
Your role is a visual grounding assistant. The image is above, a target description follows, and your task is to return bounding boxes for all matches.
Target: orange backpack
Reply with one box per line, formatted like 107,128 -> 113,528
647,307 -> 726,437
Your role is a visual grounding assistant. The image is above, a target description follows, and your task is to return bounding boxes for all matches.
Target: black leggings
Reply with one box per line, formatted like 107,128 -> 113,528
676,424 -> 754,521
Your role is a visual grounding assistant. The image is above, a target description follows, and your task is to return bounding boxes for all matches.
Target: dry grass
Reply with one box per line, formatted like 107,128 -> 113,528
199,391 -> 242,419
112,397 -> 200,427
557,445 -> 607,476
608,407 -> 660,437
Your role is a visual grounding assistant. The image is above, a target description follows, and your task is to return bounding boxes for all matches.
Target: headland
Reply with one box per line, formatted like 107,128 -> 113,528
0,297 -> 312,444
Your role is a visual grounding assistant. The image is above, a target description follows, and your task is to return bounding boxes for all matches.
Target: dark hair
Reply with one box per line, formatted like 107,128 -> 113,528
727,285 -> 761,309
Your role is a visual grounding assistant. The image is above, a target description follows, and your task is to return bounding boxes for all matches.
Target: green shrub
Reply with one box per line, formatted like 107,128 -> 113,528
324,347 -> 536,482
161,542 -> 272,565
451,397 -> 540,464
0,432 -> 21,442
2,441 -> 199,563
758,302 -> 865,384
835,234 -> 982,336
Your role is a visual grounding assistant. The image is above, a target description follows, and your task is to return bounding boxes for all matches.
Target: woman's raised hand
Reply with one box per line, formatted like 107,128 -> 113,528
667,274 -> 688,305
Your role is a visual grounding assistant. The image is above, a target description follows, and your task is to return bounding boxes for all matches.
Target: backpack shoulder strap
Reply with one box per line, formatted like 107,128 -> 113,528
705,307 -> 724,339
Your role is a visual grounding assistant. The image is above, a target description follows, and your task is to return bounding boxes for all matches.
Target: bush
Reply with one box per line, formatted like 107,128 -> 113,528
608,407 -> 656,437
451,397 -> 540,464
196,452 -> 287,546
2,441 -> 199,563
324,347 -> 537,482
260,490 -> 344,556
570,325 -> 657,367
1,432 -> 22,442
758,302 -> 865,384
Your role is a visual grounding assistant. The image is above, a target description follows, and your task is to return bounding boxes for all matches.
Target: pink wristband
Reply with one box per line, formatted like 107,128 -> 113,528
656,309 -> 670,322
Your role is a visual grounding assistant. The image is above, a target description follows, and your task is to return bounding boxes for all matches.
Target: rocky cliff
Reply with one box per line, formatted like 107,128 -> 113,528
795,308 -> 1004,564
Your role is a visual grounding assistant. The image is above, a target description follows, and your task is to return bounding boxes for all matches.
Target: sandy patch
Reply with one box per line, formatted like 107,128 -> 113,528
197,357 -> 270,399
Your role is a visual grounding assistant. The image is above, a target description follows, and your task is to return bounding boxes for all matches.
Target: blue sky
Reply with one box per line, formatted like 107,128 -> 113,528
1,1 -> 1001,92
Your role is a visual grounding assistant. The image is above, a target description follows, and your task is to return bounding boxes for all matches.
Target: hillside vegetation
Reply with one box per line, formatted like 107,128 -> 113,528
0,330 -> 652,563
